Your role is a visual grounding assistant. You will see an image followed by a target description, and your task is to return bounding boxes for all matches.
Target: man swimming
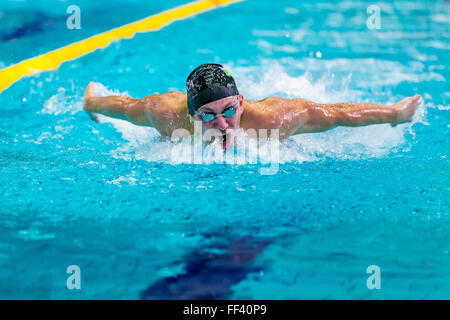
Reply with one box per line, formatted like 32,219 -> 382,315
83,63 -> 422,150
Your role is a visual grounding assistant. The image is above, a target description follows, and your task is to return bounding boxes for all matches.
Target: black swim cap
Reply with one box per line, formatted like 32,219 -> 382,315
186,63 -> 239,116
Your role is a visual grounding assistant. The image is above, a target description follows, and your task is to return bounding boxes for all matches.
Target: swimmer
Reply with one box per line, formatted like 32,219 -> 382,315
84,63 -> 422,150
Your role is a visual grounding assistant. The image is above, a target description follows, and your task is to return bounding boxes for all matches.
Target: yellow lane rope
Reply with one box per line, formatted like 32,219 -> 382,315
0,0 -> 242,93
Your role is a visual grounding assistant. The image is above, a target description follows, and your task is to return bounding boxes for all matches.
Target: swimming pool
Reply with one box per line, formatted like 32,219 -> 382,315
0,0 -> 449,299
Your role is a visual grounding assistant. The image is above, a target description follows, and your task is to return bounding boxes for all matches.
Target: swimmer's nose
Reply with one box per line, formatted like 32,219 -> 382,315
215,115 -> 229,131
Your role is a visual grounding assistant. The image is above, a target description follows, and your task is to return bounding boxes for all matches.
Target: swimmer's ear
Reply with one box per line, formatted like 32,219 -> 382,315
237,94 -> 244,114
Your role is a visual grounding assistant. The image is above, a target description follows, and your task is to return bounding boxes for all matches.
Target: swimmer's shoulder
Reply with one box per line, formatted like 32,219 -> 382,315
139,91 -> 188,121
241,97 -> 310,137
140,91 -> 187,112
140,91 -> 191,135
241,97 -> 298,128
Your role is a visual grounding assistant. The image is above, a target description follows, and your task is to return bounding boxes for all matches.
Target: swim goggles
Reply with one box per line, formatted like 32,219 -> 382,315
195,101 -> 238,122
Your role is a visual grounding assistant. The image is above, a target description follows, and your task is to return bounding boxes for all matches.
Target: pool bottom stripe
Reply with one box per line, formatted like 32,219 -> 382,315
140,236 -> 270,299
0,0 -> 242,94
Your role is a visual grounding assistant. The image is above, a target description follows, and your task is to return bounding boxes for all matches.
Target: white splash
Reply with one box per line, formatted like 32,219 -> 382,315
41,87 -> 83,115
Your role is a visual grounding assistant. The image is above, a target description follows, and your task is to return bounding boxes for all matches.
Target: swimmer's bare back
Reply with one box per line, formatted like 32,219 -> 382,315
84,82 -> 422,139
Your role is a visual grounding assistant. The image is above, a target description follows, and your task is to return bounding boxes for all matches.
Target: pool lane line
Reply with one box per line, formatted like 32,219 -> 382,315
0,0 -> 243,94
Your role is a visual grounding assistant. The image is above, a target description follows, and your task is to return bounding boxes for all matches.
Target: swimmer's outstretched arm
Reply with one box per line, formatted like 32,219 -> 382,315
83,82 -> 191,136
287,95 -> 423,135
83,82 -> 152,125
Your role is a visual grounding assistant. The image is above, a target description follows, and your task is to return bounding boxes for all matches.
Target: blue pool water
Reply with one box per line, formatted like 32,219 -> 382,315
0,0 -> 449,299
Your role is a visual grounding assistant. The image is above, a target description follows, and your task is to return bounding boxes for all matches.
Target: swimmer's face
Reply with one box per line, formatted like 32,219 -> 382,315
195,94 -> 244,150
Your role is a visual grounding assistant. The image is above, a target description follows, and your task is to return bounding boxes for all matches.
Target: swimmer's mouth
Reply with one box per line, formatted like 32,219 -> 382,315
208,133 -> 227,149
222,133 -> 227,148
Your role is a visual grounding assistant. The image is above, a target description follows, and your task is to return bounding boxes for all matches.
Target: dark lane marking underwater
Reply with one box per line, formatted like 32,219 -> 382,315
140,236 -> 271,300
0,10 -> 59,41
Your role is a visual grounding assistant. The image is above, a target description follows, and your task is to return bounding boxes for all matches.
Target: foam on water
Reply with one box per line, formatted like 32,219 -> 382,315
41,87 -> 83,115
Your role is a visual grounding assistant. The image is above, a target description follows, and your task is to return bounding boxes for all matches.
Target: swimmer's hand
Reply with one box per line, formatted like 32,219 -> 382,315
391,94 -> 423,126
83,81 -> 99,122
